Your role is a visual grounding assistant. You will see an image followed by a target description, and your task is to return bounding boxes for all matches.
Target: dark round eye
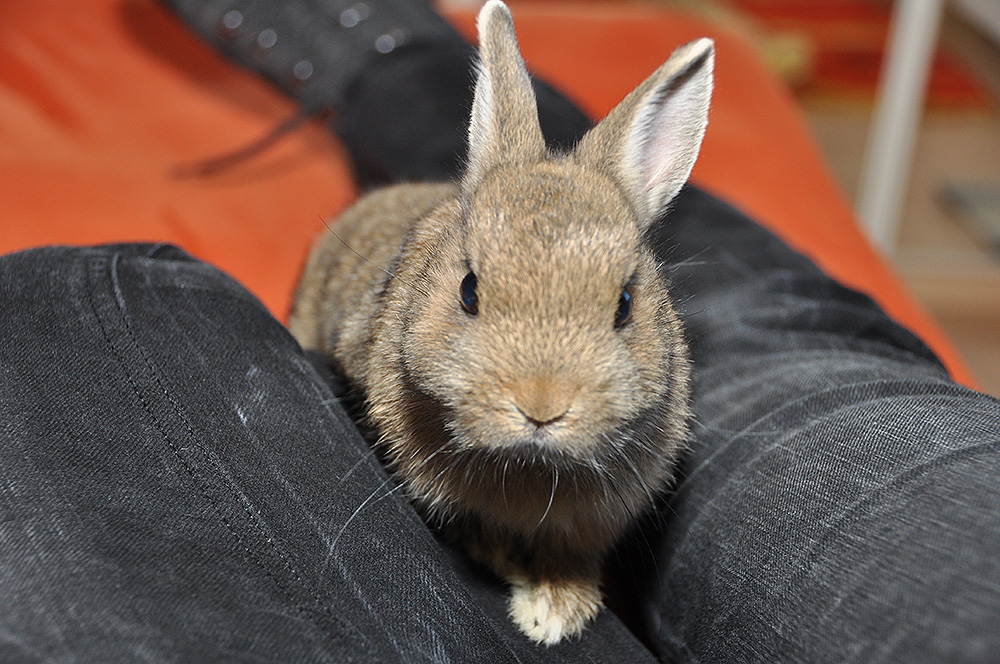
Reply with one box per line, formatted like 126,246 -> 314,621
614,287 -> 632,329
460,271 -> 479,316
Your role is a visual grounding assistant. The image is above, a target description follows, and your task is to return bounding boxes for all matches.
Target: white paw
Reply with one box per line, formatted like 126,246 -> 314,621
508,578 -> 603,646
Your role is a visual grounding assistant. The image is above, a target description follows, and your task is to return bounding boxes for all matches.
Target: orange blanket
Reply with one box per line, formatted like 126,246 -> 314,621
0,0 -> 974,386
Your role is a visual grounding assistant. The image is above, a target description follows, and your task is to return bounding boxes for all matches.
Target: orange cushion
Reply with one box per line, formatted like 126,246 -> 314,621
0,0 -> 975,387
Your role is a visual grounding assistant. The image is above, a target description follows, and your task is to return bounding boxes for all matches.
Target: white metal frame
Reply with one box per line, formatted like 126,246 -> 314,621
857,0 -> 947,255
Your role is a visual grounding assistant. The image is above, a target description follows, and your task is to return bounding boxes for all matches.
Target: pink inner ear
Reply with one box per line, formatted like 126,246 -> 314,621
644,138 -> 680,193
639,77 -> 707,197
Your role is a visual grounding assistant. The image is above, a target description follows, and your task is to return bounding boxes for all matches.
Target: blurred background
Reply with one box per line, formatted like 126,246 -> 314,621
713,0 -> 1000,396
699,0 -> 1000,396
787,2 -> 997,399
671,0 -> 1000,396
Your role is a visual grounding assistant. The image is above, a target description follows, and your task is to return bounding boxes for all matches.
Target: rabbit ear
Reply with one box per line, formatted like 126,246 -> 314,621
576,38 -> 714,229
463,0 -> 546,194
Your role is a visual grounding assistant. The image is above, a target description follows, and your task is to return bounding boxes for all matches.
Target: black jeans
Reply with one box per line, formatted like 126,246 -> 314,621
4,31 -> 1000,664
4,189 -> 999,662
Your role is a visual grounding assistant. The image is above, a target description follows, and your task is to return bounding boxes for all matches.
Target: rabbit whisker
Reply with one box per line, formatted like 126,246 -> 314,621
328,473 -> 398,554
534,464 -> 559,531
320,216 -> 428,297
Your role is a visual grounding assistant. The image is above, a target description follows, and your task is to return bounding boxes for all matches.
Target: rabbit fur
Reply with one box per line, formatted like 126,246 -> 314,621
290,0 -> 713,645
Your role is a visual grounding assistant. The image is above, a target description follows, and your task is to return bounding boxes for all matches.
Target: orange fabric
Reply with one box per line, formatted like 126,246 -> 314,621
0,0 -> 975,387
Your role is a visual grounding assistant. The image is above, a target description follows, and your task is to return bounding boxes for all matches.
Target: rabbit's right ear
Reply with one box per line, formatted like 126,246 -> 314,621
462,0 -> 546,195
576,38 -> 714,230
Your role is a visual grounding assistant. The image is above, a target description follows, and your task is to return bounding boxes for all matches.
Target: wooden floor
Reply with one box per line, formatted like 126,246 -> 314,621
799,10 -> 1000,398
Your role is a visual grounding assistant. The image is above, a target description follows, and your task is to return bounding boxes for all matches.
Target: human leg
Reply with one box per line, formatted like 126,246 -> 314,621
622,188 -> 1000,663
161,0 -> 591,188
0,244 -> 654,662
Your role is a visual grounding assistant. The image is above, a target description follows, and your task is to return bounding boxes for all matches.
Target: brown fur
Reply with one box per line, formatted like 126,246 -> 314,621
290,0 -> 713,645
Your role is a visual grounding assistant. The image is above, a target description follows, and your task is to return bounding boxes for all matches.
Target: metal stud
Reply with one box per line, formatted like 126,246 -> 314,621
374,33 -> 395,54
257,28 -> 278,49
219,9 -> 243,36
293,59 -> 314,81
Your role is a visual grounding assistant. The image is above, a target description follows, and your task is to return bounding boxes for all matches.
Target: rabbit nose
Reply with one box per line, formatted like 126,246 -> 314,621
514,379 -> 574,427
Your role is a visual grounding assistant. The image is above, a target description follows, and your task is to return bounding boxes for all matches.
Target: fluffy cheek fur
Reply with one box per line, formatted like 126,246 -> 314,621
381,247 -> 690,544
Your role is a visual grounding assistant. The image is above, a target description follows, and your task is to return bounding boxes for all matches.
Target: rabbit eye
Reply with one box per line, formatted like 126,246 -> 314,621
460,271 -> 479,316
614,287 -> 632,329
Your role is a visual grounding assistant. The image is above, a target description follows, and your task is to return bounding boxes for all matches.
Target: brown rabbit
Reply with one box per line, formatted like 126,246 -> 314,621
290,0 -> 713,645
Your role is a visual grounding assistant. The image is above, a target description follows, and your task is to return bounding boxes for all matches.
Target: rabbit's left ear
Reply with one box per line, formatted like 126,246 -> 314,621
463,0 -> 546,195
575,38 -> 714,229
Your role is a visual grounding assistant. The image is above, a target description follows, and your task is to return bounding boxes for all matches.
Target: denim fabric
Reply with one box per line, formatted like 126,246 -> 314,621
0,244 -> 655,662
4,201 -> 999,662
624,187 -> 1000,663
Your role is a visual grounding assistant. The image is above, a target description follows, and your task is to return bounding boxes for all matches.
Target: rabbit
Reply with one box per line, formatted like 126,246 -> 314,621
290,0 -> 713,645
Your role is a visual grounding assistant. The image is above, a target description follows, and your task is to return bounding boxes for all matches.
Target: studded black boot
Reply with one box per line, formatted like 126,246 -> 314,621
162,0 -> 462,111
161,0 -> 592,186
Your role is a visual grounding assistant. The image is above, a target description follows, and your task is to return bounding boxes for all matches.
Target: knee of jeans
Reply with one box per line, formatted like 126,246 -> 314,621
2,243 -> 275,338
1,243 -> 193,275
115,242 -> 196,262
100,243 -> 266,311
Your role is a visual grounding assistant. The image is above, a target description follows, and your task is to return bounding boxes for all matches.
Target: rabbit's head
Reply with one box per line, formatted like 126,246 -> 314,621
379,0 -> 712,531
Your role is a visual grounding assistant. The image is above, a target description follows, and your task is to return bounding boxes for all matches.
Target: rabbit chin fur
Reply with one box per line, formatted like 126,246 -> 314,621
290,0 -> 713,646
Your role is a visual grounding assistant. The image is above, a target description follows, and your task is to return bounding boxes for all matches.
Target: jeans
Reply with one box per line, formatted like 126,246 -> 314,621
640,187 -> 1000,662
3,187 -> 999,662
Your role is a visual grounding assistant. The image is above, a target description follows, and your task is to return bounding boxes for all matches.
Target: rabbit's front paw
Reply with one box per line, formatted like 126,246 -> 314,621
508,577 -> 602,645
